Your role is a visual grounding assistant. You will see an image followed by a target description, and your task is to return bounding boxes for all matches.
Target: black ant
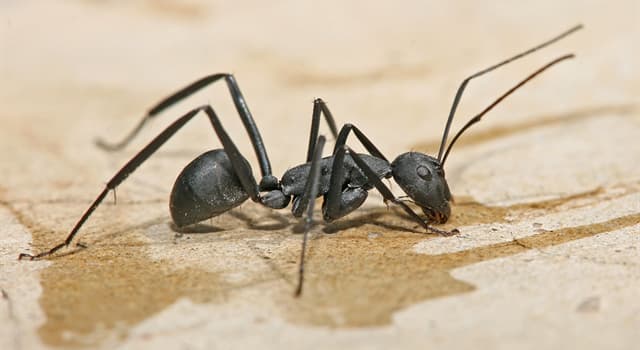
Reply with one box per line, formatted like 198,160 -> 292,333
19,25 -> 582,296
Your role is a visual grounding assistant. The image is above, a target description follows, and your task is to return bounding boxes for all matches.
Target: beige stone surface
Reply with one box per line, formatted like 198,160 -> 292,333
1,1 -> 639,349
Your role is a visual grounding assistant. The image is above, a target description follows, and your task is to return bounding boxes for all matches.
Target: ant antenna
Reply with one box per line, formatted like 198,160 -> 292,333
436,24 -> 583,162
440,54 -> 575,166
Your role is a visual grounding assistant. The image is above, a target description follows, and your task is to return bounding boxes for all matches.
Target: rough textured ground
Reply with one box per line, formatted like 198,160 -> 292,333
1,1 -> 639,349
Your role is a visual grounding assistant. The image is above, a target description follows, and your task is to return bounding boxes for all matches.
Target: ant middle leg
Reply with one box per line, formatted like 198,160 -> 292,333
305,98 -> 339,162
292,135 -> 327,296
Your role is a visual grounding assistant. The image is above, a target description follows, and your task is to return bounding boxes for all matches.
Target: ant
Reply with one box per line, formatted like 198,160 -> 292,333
19,25 -> 582,296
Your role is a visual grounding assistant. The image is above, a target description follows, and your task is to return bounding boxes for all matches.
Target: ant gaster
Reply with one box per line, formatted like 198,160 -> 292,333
19,25 -> 582,296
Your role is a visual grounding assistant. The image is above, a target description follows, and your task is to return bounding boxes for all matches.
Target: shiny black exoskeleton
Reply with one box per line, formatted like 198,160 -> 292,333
170,132 -> 452,231
18,25 -> 582,296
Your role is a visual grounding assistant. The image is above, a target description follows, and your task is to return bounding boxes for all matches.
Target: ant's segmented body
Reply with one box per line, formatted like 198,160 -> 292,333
19,25 -> 582,296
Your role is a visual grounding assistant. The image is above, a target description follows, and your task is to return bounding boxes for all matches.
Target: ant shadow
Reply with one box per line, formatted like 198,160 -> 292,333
170,205 -> 421,236
102,180 -> 623,247
168,208 -> 293,235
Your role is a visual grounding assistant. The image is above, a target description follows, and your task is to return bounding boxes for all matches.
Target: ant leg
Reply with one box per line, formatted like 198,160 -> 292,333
321,124 -> 393,221
345,147 -> 456,236
19,105 -> 259,260
333,123 -> 388,161
95,73 -> 278,190
295,122 -> 387,218
323,144 -> 455,236
326,124 -> 454,234
321,144 -> 370,222
305,98 -> 339,162
294,136 -> 326,297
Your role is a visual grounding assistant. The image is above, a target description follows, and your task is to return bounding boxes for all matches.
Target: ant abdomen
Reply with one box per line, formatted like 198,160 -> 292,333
170,149 -> 251,227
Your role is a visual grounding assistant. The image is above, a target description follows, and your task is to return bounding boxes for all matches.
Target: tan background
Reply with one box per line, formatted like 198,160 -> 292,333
1,1 -> 639,349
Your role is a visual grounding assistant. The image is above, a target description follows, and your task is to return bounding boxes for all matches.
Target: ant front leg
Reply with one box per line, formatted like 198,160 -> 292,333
327,123 -> 456,234
333,123 -> 388,161
319,123 -> 392,221
321,144 -> 373,222
346,148 -> 457,236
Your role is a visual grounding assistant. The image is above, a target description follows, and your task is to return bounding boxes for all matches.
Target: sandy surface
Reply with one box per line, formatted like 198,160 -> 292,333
1,1 -> 639,349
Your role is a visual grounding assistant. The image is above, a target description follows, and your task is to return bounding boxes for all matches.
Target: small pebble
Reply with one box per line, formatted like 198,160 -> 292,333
576,296 -> 600,313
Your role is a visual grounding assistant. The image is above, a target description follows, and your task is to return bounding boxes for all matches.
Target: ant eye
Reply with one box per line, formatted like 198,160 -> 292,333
416,166 -> 432,181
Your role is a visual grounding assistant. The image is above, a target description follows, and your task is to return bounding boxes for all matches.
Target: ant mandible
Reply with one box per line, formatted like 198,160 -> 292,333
19,25 -> 582,296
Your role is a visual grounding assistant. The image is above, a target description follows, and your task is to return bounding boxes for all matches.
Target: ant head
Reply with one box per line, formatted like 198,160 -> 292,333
391,152 -> 452,224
